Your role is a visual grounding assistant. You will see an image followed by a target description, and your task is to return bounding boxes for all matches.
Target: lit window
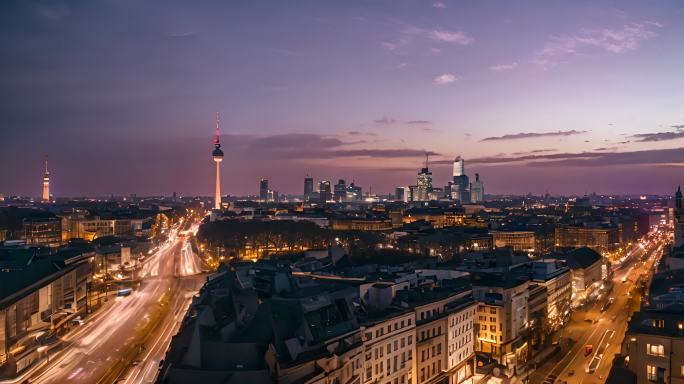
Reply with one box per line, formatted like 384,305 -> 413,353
646,344 -> 665,357
647,365 -> 657,381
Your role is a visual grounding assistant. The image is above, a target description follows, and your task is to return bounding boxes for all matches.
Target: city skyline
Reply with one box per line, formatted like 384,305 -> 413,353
2,1 -> 684,196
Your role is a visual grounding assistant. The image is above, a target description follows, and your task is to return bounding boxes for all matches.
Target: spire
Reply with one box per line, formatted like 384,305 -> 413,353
214,112 -> 221,147
425,152 -> 429,169
44,155 -> 49,175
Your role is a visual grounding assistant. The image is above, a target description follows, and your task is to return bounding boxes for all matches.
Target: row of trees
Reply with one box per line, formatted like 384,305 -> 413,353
197,220 -> 395,260
198,220 -> 331,258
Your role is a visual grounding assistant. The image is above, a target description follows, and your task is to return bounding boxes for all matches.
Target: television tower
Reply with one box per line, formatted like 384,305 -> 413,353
42,156 -> 50,202
212,113 -> 224,209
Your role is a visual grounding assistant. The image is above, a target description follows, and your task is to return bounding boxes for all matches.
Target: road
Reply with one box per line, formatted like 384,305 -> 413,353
531,233 -> 666,384
18,226 -> 205,384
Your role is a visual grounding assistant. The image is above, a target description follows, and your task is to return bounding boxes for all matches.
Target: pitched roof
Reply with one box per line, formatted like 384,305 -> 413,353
562,247 -> 602,269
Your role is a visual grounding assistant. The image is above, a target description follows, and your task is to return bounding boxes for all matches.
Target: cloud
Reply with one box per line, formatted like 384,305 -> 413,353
433,73 -> 457,85
593,147 -> 618,151
246,133 -> 344,150
430,30 -> 473,45
328,149 -> 441,158
480,130 -> 587,142
630,128 -> 684,142
227,132 -> 440,161
432,2 -> 446,9
383,25 -> 473,54
406,120 -> 432,125
374,116 -> 397,125
534,22 -> 661,66
510,149 -> 558,156
490,63 -> 518,72
672,125 -> 684,130
347,131 -> 377,136
469,147 -> 684,168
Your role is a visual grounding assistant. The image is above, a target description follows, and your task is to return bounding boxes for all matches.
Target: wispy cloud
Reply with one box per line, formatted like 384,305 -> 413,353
348,131 -> 377,137
430,30 -> 473,45
469,147 -> 684,168
630,126 -> 684,142
481,130 -> 587,142
383,24 -> 473,53
406,120 -> 432,125
490,62 -> 518,72
433,73 -> 457,85
510,148 -> 558,156
432,2 -> 446,9
374,116 -> 397,125
534,22 -> 661,66
594,147 -> 618,151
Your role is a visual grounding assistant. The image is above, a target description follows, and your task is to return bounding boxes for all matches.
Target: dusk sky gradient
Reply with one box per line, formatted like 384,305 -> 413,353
1,0 -> 684,197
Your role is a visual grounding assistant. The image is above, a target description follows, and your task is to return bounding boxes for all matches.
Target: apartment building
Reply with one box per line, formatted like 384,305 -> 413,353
471,273 -> 530,377
0,246 -> 93,377
360,310 -> 415,384
621,304 -> 684,384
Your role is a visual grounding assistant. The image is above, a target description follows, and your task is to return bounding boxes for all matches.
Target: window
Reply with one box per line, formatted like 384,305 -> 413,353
680,365 -> 684,377
647,344 -> 665,357
387,344 -> 391,354
408,318 -> 412,326
490,308 -> 496,314
647,365 -> 657,381
408,336 -> 413,345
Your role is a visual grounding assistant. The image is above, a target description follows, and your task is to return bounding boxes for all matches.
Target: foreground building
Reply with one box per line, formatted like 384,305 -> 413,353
471,273 -> 530,377
159,262 -> 477,384
0,246 -> 93,376
620,304 -> 684,383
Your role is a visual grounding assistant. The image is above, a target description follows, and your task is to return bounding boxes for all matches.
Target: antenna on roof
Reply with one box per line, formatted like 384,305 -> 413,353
214,112 -> 221,145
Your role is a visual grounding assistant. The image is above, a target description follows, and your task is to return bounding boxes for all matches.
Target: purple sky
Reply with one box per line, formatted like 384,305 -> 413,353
1,0 -> 684,197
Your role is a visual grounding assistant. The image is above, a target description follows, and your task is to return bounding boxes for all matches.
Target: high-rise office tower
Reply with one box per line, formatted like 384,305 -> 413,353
395,187 -> 409,202
453,156 -> 465,177
414,153 -> 433,201
451,156 -> 470,203
42,156 -> 50,202
259,179 -> 269,201
304,176 -> 314,200
676,186 -> 684,247
318,180 -> 332,202
348,182 -> 362,200
333,179 -> 347,202
470,173 -> 484,203
212,113 -> 224,210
